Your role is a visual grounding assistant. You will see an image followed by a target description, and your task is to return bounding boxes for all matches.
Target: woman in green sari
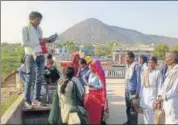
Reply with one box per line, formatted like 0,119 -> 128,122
48,66 -> 88,125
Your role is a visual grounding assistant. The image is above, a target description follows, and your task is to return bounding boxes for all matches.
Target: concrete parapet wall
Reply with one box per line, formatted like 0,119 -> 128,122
1,94 -> 24,124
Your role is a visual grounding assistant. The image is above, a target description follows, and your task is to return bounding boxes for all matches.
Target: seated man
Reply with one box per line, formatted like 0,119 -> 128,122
17,63 -> 26,82
4,55 -> 26,83
44,53 -> 61,85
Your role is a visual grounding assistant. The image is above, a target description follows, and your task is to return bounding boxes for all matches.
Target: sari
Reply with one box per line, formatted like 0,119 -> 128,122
71,52 -> 80,76
84,59 -> 109,124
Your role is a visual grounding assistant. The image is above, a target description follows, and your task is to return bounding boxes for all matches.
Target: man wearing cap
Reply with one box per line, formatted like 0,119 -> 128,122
22,11 -> 46,107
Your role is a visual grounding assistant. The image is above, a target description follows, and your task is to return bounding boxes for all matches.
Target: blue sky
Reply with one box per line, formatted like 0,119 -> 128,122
1,1 -> 178,43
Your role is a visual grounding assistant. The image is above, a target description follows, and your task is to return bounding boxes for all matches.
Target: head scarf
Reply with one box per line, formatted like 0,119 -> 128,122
90,59 -> 109,116
140,55 -> 148,64
71,52 -> 80,76
29,11 -> 43,20
85,56 -> 93,64
90,59 -> 106,96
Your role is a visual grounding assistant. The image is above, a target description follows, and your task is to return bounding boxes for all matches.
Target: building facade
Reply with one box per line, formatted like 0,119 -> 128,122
113,45 -> 154,65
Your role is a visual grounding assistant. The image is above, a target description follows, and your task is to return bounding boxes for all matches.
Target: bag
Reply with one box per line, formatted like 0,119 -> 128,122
154,109 -> 165,124
153,99 -> 165,124
131,94 -> 143,114
40,43 -> 48,54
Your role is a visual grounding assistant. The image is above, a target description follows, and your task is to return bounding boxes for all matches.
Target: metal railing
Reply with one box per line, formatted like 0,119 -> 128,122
105,66 -> 125,78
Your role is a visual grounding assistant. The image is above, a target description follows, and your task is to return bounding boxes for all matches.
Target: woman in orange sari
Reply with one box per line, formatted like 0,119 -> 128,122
84,59 -> 109,124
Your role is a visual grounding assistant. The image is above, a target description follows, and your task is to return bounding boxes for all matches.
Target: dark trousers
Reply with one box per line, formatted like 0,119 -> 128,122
125,90 -> 138,124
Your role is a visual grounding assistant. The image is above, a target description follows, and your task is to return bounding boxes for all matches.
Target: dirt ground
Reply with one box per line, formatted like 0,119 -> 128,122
1,75 -> 22,101
106,79 -> 144,124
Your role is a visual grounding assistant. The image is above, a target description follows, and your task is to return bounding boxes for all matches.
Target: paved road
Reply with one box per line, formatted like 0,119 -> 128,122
105,79 -> 144,124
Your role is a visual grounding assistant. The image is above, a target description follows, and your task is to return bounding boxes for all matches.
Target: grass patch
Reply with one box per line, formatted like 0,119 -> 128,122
1,95 -> 19,116
1,43 -> 24,85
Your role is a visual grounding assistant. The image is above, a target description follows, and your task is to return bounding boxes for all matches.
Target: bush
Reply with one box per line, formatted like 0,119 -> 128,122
1,43 -> 24,84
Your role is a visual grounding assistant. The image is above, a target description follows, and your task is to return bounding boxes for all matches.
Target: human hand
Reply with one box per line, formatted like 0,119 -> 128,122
153,98 -> 163,111
138,108 -> 144,114
40,38 -> 48,44
39,39 -> 45,44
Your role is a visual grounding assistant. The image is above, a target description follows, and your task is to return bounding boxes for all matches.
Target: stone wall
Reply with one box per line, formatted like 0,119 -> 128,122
1,94 -> 24,124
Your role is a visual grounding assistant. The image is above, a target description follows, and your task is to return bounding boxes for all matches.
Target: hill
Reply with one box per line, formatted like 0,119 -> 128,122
57,18 -> 178,46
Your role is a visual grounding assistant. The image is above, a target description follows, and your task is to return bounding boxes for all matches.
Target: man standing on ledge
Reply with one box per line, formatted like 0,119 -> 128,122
124,51 -> 141,125
22,11 -> 46,108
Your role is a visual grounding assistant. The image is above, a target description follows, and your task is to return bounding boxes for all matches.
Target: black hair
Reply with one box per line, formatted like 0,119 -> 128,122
79,58 -> 87,65
60,66 -> 74,94
148,56 -> 157,64
172,51 -> 178,64
47,53 -> 53,60
127,51 -> 135,59
20,54 -> 25,64
29,11 -> 43,20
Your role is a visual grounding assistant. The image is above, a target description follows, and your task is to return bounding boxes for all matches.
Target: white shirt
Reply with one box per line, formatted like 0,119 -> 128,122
140,69 -> 162,109
158,65 -> 178,124
22,24 -> 42,55
17,64 -> 25,72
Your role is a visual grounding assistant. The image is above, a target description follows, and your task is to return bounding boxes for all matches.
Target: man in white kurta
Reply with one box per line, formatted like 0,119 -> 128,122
156,51 -> 178,124
140,57 -> 162,124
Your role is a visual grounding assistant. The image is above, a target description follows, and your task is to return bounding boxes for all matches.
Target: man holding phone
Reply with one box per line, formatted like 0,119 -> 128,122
22,11 -> 47,108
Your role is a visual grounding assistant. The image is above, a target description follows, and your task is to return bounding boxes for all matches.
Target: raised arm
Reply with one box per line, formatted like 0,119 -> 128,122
82,70 -> 90,85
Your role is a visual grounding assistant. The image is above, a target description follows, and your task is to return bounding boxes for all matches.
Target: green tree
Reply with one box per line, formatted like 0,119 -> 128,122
170,45 -> 178,52
56,43 -> 63,48
1,44 -> 24,84
1,42 -> 8,47
108,42 -> 118,53
95,44 -> 111,57
83,43 -> 94,49
62,41 -> 76,54
16,46 -> 24,57
154,44 -> 169,59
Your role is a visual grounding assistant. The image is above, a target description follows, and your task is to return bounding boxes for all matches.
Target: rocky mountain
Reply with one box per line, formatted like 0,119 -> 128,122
57,18 -> 178,46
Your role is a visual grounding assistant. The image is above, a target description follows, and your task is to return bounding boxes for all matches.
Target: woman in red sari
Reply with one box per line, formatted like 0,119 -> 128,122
71,52 -> 80,76
84,59 -> 109,124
